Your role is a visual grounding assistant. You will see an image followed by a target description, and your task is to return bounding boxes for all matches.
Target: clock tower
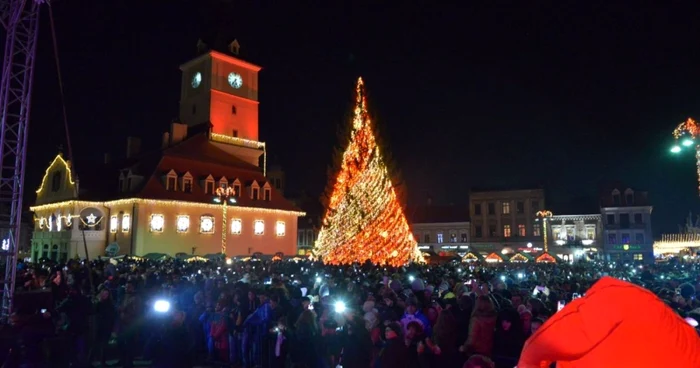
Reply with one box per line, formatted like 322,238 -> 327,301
179,39 -> 261,141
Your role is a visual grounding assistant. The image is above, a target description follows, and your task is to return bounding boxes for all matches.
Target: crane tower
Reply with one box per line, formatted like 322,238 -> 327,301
0,0 -> 42,321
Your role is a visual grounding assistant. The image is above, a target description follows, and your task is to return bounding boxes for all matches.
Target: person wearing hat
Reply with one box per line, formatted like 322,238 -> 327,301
378,322 -> 409,368
401,297 -> 431,337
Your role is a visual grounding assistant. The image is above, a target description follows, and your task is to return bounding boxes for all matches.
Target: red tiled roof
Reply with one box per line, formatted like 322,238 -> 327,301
135,133 -> 300,213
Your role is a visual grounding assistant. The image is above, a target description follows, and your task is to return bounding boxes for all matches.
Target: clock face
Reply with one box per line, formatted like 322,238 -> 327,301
228,72 -> 243,89
191,72 -> 202,88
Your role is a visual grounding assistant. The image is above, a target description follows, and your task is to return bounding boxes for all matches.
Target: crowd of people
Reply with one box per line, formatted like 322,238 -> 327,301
1,255 -> 699,368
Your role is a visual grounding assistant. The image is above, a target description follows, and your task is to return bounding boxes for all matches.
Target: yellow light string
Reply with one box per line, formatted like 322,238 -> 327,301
35,154 -> 76,194
315,77 -> 423,266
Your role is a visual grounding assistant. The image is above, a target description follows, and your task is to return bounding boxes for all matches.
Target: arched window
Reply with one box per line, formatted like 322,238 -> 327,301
51,171 -> 62,192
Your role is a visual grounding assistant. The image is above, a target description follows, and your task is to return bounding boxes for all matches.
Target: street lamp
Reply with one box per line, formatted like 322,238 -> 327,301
671,117 -> 700,194
214,186 -> 236,254
536,210 -> 553,253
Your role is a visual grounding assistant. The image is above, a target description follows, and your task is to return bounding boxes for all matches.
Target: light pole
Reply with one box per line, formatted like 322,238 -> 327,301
671,117 -> 700,194
536,210 -> 553,253
214,186 -> 236,254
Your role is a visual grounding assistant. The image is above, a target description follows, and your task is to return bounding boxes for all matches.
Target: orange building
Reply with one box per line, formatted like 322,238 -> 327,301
29,41 -> 304,261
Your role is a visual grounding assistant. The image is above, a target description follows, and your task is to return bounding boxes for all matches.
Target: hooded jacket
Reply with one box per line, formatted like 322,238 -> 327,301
518,277 -> 700,368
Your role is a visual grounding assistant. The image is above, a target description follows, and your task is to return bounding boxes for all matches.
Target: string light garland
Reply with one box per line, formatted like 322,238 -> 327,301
210,133 -> 268,176
35,154 -> 76,194
314,77 -> 423,267
536,210 -> 553,253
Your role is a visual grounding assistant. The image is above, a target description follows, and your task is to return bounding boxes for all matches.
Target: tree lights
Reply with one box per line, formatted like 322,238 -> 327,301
671,117 -> 700,195
314,77 -> 423,266
536,210 -> 553,253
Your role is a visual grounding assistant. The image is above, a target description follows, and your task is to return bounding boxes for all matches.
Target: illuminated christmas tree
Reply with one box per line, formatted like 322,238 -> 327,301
314,77 -> 423,266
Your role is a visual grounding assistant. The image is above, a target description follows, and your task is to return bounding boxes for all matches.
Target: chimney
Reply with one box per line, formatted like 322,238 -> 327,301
161,132 -> 170,149
126,136 -> 141,159
104,153 -> 111,164
170,122 -> 188,145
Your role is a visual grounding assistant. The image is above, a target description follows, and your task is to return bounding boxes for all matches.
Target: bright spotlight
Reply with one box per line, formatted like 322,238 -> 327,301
517,273 -> 524,279
682,138 -> 695,147
671,145 -> 682,153
154,300 -> 171,313
316,277 -> 322,283
408,275 -> 415,282
334,301 -> 346,313
226,258 -> 233,265
500,275 -> 506,281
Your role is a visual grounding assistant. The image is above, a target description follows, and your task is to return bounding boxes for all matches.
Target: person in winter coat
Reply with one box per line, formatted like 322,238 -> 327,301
491,308 -> 525,368
377,322 -> 409,368
401,298 -> 432,337
460,295 -> 497,357
518,277 -> 700,368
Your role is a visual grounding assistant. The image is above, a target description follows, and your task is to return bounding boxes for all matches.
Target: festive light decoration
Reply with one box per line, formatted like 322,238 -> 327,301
670,117 -> 700,194
276,221 -> 286,237
210,133 -> 268,176
121,214 -> 130,233
176,215 -> 190,233
214,186 -> 236,254
200,215 -> 215,234
536,210 -> 554,253
509,253 -> 530,263
254,220 -> 265,235
30,198 -> 305,216
231,219 -> 242,234
110,216 -> 118,233
314,77 -> 422,266
48,215 -> 53,232
485,253 -> 503,263
536,253 -> 557,263
35,154 -> 76,194
150,214 -> 165,232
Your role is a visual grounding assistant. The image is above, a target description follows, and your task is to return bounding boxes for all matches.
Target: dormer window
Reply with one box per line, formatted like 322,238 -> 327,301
624,188 -> 634,205
612,189 -> 621,206
166,170 -> 178,191
264,188 -> 271,201
250,180 -> 260,200
219,176 -> 228,189
232,179 -> 242,198
252,188 -> 259,200
204,175 -> 215,194
182,172 -> 193,193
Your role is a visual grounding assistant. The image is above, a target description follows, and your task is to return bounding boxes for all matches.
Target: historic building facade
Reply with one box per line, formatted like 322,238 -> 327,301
407,203 -> 470,254
29,42 -> 304,261
548,214 -> 603,262
600,186 -> 653,263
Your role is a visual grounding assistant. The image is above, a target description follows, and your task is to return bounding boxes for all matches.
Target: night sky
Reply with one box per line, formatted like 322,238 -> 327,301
26,1 -> 700,235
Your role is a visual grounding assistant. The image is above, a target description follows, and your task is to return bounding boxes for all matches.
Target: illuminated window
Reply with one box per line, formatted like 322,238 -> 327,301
176,215 -> 190,233
533,224 -> 541,237
254,220 -> 264,235
450,233 -> 457,242
121,214 -> 130,233
276,221 -> 286,236
621,233 -> 630,244
200,215 -> 215,234
517,224 -> 526,237
633,253 -> 643,261
230,219 -> 242,234
110,216 -> 118,233
586,227 -> 595,239
437,233 -> 444,243
503,225 -> 511,237
150,214 -> 165,233
502,202 -> 510,215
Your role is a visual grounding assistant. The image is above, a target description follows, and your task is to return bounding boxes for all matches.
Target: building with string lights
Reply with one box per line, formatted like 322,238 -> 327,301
600,185 -> 653,263
28,41 -> 304,261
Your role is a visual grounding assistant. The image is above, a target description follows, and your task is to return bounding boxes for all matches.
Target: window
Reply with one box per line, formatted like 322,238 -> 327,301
233,182 -> 242,197
219,177 -> 228,189
110,216 -> 118,233
517,224 -> 526,237
150,214 -> 165,233
502,202 -> 511,215
167,177 -> 177,191
276,221 -> 286,236
635,233 -> 644,244
206,181 -> 215,194
121,214 -> 130,233
552,227 -> 561,240
608,233 -> 617,244
51,172 -> 62,192
424,234 -> 430,243
503,225 -> 511,237
607,214 -> 615,225
474,203 -> 482,215
488,203 -> 495,215
533,224 -> 541,237
231,105 -> 237,114
461,233 -> 468,242
531,200 -> 539,212
516,201 -> 524,214
634,213 -> 642,224
489,225 -> 497,237
633,254 -> 643,261
252,188 -> 259,200
200,215 -> 215,234
254,220 -> 264,235
230,219 -> 242,234
232,130 -> 239,137
621,233 -> 630,244
586,227 -> 595,239
475,226 -> 483,238
437,233 -> 444,243
619,214 -> 630,228
176,215 -> 190,233
625,193 -> 634,205
450,234 -> 457,242
183,179 -> 192,193
613,193 -> 620,206
264,188 -> 271,201
298,231 -> 305,245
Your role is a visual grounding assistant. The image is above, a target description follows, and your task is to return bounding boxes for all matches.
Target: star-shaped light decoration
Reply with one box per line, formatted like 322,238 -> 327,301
86,213 -> 97,224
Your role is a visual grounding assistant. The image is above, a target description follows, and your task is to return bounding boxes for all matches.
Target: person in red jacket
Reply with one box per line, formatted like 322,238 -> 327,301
517,276 -> 700,368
